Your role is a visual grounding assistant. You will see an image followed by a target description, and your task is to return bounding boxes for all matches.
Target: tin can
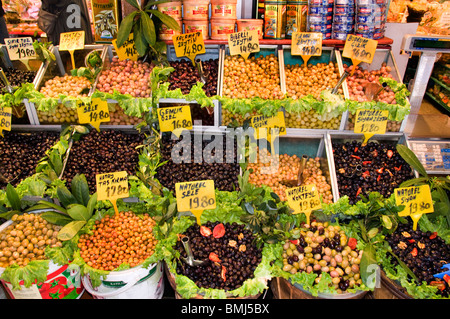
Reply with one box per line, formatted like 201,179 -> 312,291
334,4 -> 355,14
264,1 -> 287,39
258,0 -> 265,20
308,14 -> 333,24
356,0 -> 385,5
309,4 -> 334,15
286,1 -> 308,38
335,0 -> 355,4
356,14 -> 382,24
356,4 -> 386,15
307,22 -> 332,33
332,30 -> 350,40
308,0 -> 334,5
332,22 -> 354,32
333,14 -> 354,23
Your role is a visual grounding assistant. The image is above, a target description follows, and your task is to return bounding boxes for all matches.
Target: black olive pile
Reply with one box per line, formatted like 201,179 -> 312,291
386,221 -> 450,297
0,69 -> 36,89
156,133 -> 240,192
168,59 -> 218,97
332,141 -> 415,204
175,221 -> 262,291
63,130 -> 144,191
0,131 -> 59,188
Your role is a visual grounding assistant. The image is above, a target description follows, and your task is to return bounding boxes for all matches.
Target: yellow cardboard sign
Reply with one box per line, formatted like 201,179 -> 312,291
343,34 -> 378,71
227,30 -> 260,60
175,180 -> 216,225
59,31 -> 85,70
354,109 -> 388,144
285,184 -> 322,225
112,33 -> 138,61
251,111 -> 286,153
173,31 -> 206,65
395,184 -> 434,230
76,98 -> 110,132
5,37 -> 37,60
157,105 -> 193,136
96,171 -> 130,214
0,106 -> 12,137
291,32 -> 322,65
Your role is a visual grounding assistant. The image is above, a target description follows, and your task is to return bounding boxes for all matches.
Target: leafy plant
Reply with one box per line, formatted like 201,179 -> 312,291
26,174 -> 97,241
116,0 -> 181,61
32,40 -> 56,64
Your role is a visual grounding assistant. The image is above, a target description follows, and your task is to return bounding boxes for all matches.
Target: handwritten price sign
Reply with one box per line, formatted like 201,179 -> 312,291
251,111 -> 286,153
157,105 -> 193,136
395,184 -> 434,230
228,30 -> 260,60
76,98 -> 110,131
59,31 -> 85,69
175,180 -> 216,225
96,171 -> 130,214
173,31 -> 206,65
285,184 -> 321,225
112,33 -> 138,61
0,107 -> 12,137
354,109 -> 388,144
5,37 -> 37,61
343,35 -> 377,73
291,32 -> 322,65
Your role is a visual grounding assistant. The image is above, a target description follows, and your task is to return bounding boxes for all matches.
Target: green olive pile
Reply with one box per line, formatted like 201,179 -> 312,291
0,131 -> 59,188
175,221 -> 262,291
283,221 -> 363,293
0,213 -> 62,268
63,130 -> 144,191
39,75 -> 91,99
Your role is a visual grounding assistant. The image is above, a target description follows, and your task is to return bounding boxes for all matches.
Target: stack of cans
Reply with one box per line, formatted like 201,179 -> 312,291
332,0 -> 355,40
307,0 -> 334,39
355,0 -> 387,39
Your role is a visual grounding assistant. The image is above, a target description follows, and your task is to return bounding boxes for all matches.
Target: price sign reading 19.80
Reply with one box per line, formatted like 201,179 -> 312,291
395,184 -> 434,231
0,106 -> 12,137
4,37 -> 37,61
112,33 -> 138,61
173,31 -> 206,65
96,171 -> 130,214
175,180 -> 216,225
76,98 -> 110,132
157,105 -> 193,136
285,184 -> 322,225
227,30 -> 260,60
291,32 -> 322,65
354,109 -> 388,144
342,34 -> 378,72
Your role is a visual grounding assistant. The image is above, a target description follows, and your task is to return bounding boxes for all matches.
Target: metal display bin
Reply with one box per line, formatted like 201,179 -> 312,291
339,49 -> 409,133
0,45 -> 47,125
219,45 -> 285,127
29,44 -> 107,126
281,46 -> 349,131
325,131 -> 417,202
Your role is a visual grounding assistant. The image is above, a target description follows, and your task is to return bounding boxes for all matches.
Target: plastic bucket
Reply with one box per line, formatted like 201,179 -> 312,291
183,0 -> 210,20
81,262 -> 164,299
0,262 -> 84,299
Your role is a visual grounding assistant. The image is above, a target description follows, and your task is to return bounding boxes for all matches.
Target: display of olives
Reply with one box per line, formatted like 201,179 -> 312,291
285,111 -> 342,130
0,213 -> 63,268
167,59 -> 218,97
63,130 -> 144,191
386,221 -> 450,298
175,221 -> 262,291
332,140 -> 415,204
39,75 -> 91,98
0,69 -> 36,89
282,221 -> 363,293
156,133 -> 240,192
0,131 -> 59,189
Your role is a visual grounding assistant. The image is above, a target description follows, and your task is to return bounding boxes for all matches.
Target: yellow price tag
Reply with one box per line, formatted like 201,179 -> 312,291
0,106 -> 12,137
395,184 -> 434,231
342,34 -> 378,73
5,37 -> 37,61
157,105 -> 193,137
291,32 -> 322,65
76,98 -> 110,132
112,33 -> 138,61
96,171 -> 130,214
173,31 -> 206,65
285,184 -> 322,225
175,180 -> 216,225
59,31 -> 85,70
353,109 -> 388,144
251,111 -> 286,154
227,30 -> 260,60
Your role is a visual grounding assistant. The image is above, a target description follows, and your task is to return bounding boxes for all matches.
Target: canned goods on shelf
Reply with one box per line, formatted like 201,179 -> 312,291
332,30 -> 351,40
333,14 -> 354,23
308,0 -> 334,5
307,23 -> 332,33
308,14 -> 333,24
356,0 -> 386,5
355,22 -> 384,33
356,14 -> 383,24
334,4 -> 355,14
309,5 -> 334,14
356,4 -> 386,15
332,22 -> 354,31
335,0 -> 355,4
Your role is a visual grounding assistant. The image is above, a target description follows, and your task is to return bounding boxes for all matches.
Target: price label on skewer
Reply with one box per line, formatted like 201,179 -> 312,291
342,35 -> 377,74
76,98 -> 110,132
394,184 -> 434,231
157,105 -> 193,137
251,111 -> 286,154
227,30 -> 260,60
59,31 -> 85,70
175,180 -> 216,225
285,184 -> 322,225
291,32 -> 322,65
353,109 -> 388,144
112,33 -> 138,61
5,37 -> 37,63
0,106 -> 12,137
96,171 -> 130,215
173,31 -> 206,66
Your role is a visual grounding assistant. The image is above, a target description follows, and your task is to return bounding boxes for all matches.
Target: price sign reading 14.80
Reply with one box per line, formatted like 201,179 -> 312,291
76,98 -> 110,132
291,32 -> 322,65
173,31 -> 206,65
227,30 -> 260,60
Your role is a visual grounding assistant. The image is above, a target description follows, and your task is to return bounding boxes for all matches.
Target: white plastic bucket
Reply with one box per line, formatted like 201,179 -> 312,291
81,262 -> 164,299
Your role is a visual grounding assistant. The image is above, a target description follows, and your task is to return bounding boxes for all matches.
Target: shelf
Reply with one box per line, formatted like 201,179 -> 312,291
431,76 -> 450,92
425,91 -> 450,113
